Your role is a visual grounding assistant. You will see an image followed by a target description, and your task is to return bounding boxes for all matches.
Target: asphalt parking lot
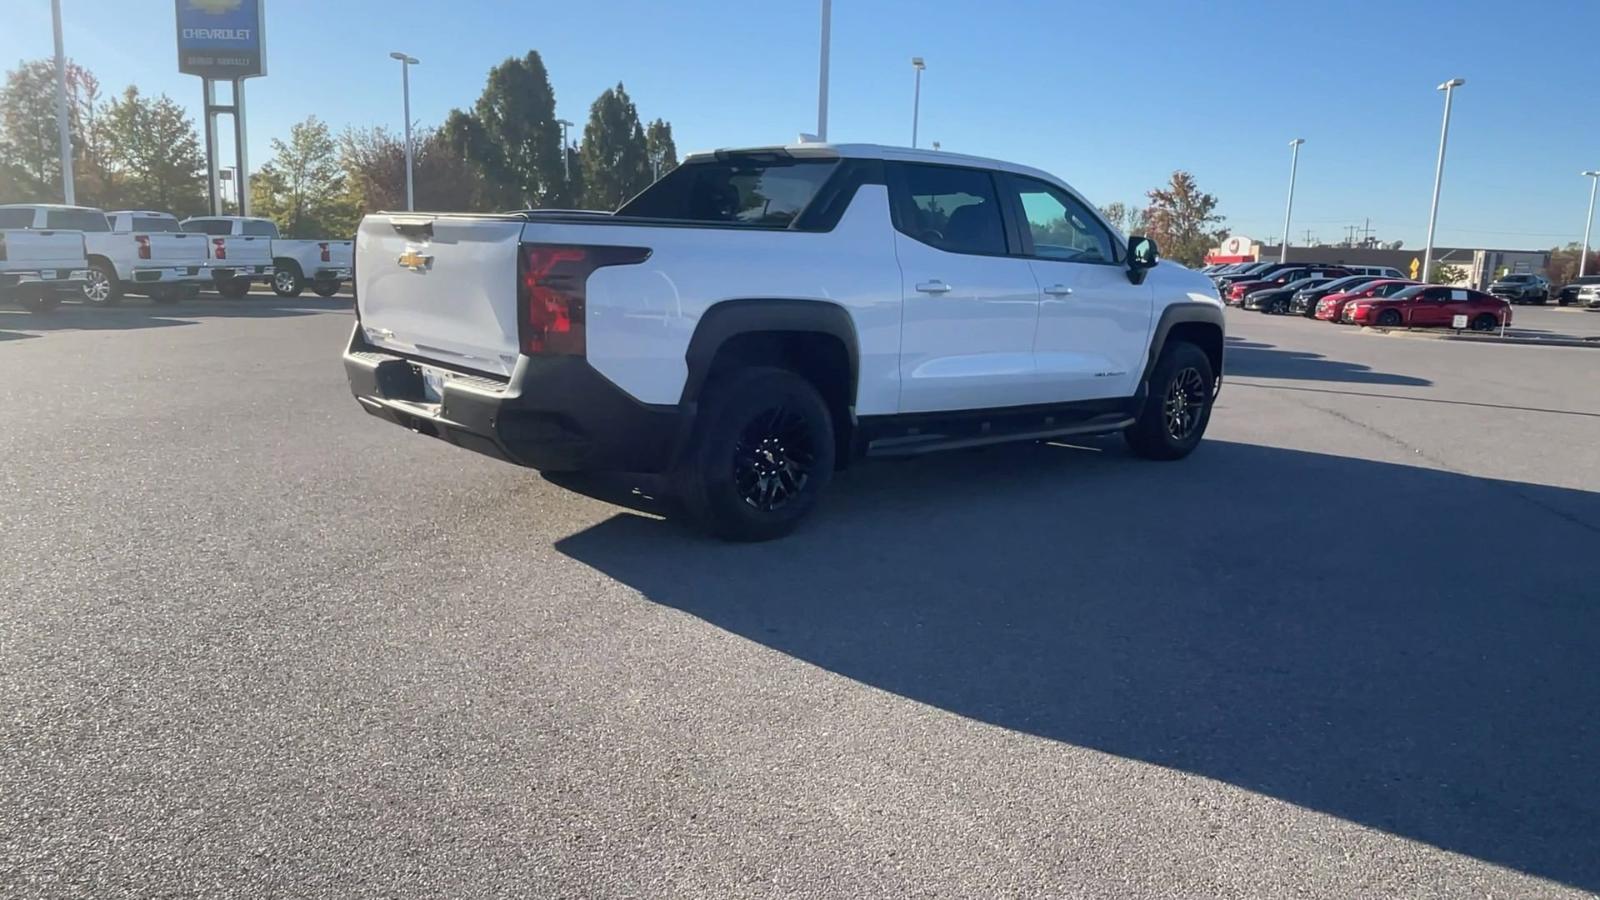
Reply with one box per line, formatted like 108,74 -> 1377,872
3,296 -> 1598,898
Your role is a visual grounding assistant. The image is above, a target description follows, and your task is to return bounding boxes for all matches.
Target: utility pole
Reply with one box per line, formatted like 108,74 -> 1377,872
1279,138 -> 1303,263
51,0 -> 74,204
911,57 -> 926,148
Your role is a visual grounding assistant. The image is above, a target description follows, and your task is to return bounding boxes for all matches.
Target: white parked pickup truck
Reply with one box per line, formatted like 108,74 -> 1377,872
344,143 -> 1224,540
0,212 -> 90,313
179,216 -> 277,298
0,204 -> 211,304
178,215 -> 351,298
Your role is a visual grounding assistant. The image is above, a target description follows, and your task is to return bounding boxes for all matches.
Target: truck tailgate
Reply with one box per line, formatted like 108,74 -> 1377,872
213,235 -> 272,263
146,232 -> 209,264
1,230 -> 85,268
355,214 -> 524,376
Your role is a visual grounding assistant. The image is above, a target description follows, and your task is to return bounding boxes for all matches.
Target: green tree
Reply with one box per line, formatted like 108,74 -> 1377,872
1144,171 -> 1226,267
580,83 -> 650,210
0,58 -> 98,202
251,116 -> 356,237
105,87 -> 206,216
644,118 -> 677,181
444,52 -> 565,210
1427,262 -> 1469,285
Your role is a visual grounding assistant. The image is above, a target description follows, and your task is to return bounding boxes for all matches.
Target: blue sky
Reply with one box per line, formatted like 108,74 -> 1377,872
4,0 -> 1598,250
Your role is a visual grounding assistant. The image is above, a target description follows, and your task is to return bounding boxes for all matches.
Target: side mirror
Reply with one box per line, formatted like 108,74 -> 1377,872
1127,236 -> 1158,284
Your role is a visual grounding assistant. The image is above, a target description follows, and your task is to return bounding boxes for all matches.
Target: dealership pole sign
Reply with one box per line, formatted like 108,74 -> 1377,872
176,0 -> 266,216
176,0 -> 266,79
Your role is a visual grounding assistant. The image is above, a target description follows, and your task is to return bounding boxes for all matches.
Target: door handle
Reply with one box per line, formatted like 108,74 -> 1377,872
915,280 -> 952,294
1043,284 -> 1074,297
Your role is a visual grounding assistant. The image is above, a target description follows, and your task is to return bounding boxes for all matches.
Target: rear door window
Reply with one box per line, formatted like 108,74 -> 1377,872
182,219 -> 232,236
132,216 -> 182,232
890,163 -> 1008,256
45,208 -> 110,232
617,156 -> 838,227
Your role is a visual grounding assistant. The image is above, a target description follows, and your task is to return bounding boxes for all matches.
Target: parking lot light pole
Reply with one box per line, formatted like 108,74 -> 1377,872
1421,78 -> 1464,284
911,57 -> 926,148
390,52 -> 420,211
816,0 -> 831,141
52,0 -> 74,205
1580,171 -> 1599,278
556,119 -> 574,185
1279,138 -> 1303,264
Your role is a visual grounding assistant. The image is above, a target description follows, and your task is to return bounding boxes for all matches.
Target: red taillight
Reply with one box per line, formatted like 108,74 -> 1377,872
212,237 -> 226,260
135,234 -> 151,259
516,243 -> 651,356
319,242 -> 330,262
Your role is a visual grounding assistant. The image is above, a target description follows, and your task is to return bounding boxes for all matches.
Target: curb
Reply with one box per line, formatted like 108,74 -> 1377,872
1358,326 -> 1600,349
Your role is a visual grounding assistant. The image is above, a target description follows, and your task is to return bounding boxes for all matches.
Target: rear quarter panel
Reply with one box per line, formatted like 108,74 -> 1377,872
528,185 -> 905,415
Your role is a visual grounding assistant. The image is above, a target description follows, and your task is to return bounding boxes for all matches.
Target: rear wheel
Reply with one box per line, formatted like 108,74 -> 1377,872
1471,313 -> 1498,332
272,263 -> 304,297
82,261 -> 121,306
1124,342 -> 1213,461
674,367 -> 835,542
311,280 -> 341,297
217,277 -> 251,299
1376,309 -> 1402,327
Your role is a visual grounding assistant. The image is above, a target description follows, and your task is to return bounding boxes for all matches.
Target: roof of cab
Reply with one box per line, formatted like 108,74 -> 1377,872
683,142 -> 1070,186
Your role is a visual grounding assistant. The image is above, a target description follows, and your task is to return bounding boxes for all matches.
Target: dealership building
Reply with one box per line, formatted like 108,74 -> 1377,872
1206,236 -> 1549,290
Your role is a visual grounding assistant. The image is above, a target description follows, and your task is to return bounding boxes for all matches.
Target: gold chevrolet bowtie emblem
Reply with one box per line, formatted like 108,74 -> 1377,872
397,249 -> 432,272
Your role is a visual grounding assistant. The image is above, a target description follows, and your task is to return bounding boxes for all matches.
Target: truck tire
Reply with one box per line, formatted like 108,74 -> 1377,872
82,260 -> 122,306
217,277 -> 252,299
311,280 -> 341,298
16,286 -> 62,313
1124,341 -> 1214,461
272,262 -> 304,297
675,366 -> 836,542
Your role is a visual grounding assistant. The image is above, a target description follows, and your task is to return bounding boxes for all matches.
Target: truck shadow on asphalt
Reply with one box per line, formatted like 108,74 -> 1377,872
1224,336 -> 1433,386
555,439 -> 1599,891
0,296 -> 350,336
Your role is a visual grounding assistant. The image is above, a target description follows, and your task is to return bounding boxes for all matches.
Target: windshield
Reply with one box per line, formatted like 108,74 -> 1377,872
618,157 -> 838,227
1317,276 -> 1375,293
1389,285 -> 1429,300
1499,274 -> 1532,282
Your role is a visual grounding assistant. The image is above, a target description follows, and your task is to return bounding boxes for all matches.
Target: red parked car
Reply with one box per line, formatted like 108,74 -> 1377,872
1343,284 -> 1512,330
1314,279 -> 1417,322
1225,265 -> 1351,306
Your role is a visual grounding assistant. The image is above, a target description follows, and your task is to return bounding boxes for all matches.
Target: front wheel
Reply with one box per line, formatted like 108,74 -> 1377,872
1270,297 -> 1290,315
1376,309 -> 1403,327
311,280 -> 341,298
674,367 -> 836,542
1124,342 -> 1214,461
272,265 -> 304,298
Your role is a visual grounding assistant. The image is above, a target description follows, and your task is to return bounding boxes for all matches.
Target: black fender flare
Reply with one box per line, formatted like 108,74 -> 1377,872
680,299 -> 861,407
1140,302 -> 1226,397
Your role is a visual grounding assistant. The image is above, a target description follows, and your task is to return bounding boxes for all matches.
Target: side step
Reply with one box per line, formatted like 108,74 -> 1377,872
865,413 -> 1134,458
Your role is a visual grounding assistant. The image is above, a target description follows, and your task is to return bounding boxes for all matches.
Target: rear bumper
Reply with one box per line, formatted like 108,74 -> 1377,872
342,325 -> 687,473
211,264 -> 275,283
312,267 -> 351,282
1,268 -> 91,294
131,264 -> 209,284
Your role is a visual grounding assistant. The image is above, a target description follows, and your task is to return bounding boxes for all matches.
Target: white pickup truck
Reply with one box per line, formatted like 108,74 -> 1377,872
179,216 -> 351,298
344,143 -> 1224,540
0,204 -> 211,304
179,216 -> 276,298
0,213 -> 90,313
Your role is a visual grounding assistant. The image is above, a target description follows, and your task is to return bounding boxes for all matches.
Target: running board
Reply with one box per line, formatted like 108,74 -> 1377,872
865,415 -> 1135,458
